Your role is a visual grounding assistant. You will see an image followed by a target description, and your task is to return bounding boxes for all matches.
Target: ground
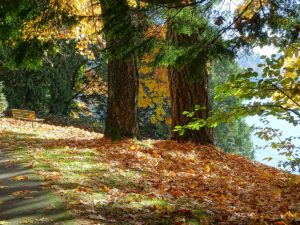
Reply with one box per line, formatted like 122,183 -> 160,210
0,148 -> 76,225
0,118 -> 300,225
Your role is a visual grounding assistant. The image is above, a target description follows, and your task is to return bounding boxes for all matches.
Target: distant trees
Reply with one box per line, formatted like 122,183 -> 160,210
211,59 -> 254,159
0,40 -> 49,112
0,40 -> 88,115
44,42 -> 87,116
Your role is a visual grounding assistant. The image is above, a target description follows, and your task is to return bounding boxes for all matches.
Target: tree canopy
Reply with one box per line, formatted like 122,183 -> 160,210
0,0 -> 299,165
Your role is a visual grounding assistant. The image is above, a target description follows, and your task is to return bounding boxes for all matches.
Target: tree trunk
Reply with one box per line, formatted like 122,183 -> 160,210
105,58 -> 139,140
101,0 -> 139,140
167,18 -> 214,145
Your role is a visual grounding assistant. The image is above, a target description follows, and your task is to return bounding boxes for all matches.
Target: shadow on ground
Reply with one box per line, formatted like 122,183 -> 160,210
0,141 -> 77,225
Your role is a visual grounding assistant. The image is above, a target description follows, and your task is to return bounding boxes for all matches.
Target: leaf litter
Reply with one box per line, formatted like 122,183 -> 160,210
0,118 -> 300,225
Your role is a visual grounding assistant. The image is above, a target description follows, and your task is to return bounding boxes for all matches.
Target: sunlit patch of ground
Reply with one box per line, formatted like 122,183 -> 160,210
0,118 -> 300,225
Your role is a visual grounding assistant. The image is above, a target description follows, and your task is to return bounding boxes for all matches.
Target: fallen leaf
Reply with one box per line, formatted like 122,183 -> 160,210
10,175 -> 29,181
20,218 -> 34,224
88,215 -> 106,220
205,165 -> 210,173
102,185 -> 110,193
129,145 -> 136,151
35,217 -> 52,223
46,204 -> 56,210
10,190 -> 33,196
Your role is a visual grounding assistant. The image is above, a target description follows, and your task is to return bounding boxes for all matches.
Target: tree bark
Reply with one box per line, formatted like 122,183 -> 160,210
100,0 -> 139,140
105,58 -> 139,139
167,16 -> 214,145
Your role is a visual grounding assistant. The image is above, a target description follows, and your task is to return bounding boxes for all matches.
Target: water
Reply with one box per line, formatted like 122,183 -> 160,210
246,115 -> 300,174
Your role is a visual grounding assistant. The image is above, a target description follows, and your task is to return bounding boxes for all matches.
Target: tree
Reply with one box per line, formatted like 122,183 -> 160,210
138,53 -> 171,139
232,0 -> 300,170
0,38 -> 89,116
100,0 -> 140,140
0,0 -> 51,113
0,41 -> 49,113
43,42 -> 87,116
180,0 -> 300,169
164,6 -> 229,144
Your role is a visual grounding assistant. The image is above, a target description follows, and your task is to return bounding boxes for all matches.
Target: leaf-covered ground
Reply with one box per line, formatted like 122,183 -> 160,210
0,118 -> 300,225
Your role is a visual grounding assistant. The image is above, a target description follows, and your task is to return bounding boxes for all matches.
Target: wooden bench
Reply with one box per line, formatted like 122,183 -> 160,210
12,109 -> 44,126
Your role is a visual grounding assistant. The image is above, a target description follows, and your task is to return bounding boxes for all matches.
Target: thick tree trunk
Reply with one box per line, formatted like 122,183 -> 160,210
104,58 -> 139,139
168,66 -> 213,144
101,0 -> 139,140
167,19 -> 214,144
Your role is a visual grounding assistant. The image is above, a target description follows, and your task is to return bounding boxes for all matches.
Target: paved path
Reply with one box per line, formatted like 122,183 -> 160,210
0,148 -> 77,225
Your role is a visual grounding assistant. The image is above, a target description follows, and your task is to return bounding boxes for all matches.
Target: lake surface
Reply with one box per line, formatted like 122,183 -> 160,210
246,115 -> 299,174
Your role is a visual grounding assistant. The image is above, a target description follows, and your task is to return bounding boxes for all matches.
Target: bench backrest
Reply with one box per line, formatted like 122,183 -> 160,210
12,109 -> 36,120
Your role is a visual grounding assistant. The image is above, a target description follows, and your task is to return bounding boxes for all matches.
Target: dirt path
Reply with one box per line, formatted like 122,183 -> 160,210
0,148 -> 77,225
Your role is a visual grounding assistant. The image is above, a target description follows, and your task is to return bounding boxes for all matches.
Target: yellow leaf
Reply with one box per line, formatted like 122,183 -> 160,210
129,145 -> 136,151
168,171 -> 175,178
127,0 -> 137,8
139,66 -> 152,74
155,205 -> 163,210
166,205 -> 175,213
205,165 -> 210,173
102,185 -> 110,193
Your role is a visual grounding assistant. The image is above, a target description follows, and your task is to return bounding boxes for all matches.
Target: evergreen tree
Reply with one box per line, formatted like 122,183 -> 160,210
44,42 -> 87,116
164,6 -> 230,144
100,0 -> 140,140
